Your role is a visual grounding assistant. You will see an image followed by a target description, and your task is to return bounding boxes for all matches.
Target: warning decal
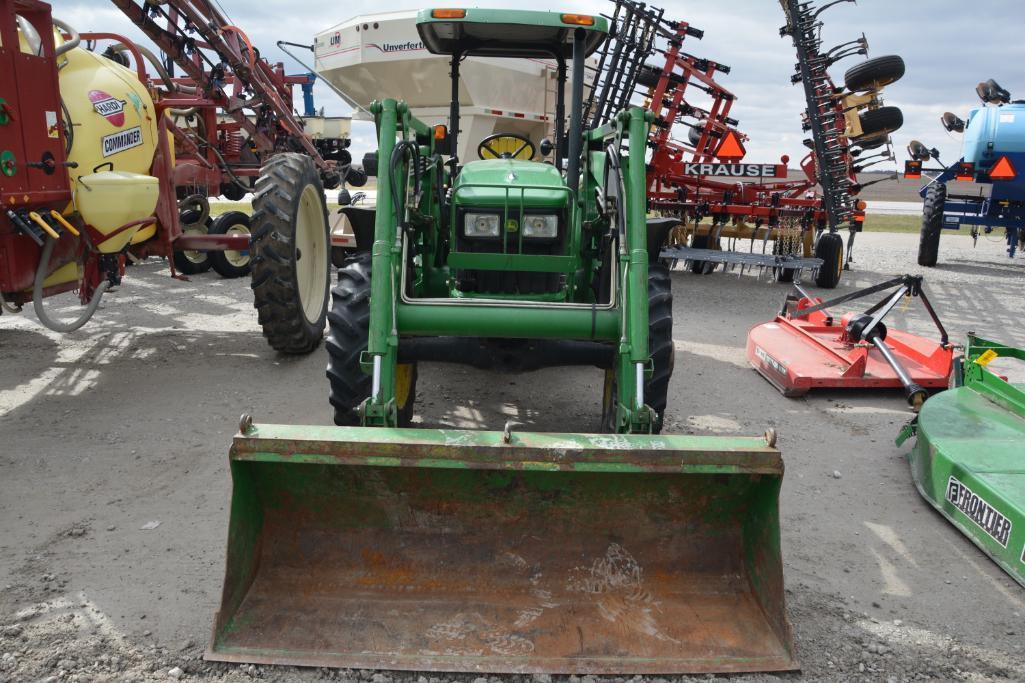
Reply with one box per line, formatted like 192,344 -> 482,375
102,126 -> 143,157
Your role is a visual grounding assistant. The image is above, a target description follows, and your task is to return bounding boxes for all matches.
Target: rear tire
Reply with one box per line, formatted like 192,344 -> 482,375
250,153 -> 330,354
601,264 -> 674,434
814,232 -> 844,289
918,183 -> 945,267
326,252 -> 417,426
844,55 -> 905,92
209,211 -> 251,278
172,209 -> 212,275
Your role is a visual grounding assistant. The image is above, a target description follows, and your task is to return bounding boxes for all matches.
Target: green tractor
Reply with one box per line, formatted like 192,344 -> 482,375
326,9 -> 672,434
206,9 -> 795,675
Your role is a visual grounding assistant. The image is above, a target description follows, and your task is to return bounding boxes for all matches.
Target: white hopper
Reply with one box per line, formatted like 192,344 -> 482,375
314,10 -> 571,162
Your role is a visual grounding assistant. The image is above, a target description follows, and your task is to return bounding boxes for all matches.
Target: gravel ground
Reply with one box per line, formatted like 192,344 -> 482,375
1,231 -> 1024,683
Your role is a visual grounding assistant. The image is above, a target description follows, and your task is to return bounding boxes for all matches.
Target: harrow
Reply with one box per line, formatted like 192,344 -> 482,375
581,0 -> 904,287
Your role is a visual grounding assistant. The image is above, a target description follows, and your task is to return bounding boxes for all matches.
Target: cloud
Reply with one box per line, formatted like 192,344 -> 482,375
57,0 -> 1024,166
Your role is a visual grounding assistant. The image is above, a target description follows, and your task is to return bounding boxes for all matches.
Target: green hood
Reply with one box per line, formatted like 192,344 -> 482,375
453,159 -> 569,210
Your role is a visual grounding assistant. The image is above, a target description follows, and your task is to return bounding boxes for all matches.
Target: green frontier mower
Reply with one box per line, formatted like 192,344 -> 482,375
205,9 -> 795,675
899,335 -> 1025,588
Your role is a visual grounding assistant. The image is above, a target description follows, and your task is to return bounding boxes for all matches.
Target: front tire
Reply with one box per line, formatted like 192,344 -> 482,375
601,264 -> 674,434
250,153 -> 330,354
918,183 -> 945,267
814,232 -> 844,289
326,253 -> 417,426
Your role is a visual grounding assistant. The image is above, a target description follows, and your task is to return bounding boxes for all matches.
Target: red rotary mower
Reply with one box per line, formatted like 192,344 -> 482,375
747,276 -> 955,408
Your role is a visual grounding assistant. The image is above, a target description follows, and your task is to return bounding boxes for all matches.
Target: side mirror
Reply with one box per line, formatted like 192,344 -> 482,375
941,112 -> 965,133
539,138 -> 554,157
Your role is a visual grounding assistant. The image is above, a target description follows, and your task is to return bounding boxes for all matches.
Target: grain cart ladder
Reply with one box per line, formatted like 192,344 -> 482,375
205,9 -> 796,675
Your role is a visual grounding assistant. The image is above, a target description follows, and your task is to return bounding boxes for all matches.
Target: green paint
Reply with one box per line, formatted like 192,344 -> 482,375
905,335 -> 1025,588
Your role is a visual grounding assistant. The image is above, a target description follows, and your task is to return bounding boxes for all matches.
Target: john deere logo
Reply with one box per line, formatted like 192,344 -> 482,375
89,90 -> 126,127
505,218 -> 519,233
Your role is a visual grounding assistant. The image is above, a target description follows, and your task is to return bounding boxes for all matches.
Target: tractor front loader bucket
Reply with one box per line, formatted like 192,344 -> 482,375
206,422 -> 797,675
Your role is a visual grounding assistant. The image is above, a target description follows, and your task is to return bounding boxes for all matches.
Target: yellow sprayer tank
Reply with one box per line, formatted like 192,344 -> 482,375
56,32 -> 159,252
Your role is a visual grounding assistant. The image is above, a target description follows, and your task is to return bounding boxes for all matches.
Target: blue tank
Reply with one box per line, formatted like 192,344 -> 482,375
962,102 -> 1025,165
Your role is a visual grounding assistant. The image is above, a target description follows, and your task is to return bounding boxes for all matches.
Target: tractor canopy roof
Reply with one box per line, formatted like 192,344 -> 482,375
416,8 -> 609,59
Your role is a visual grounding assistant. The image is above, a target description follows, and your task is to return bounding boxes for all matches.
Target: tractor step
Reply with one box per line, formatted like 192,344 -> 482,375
747,276 -> 954,401
205,422 -> 797,674
904,337 -> 1025,588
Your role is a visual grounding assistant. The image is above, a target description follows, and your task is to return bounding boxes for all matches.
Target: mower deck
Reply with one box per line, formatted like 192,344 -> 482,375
747,313 -> 953,397
904,344 -> 1025,588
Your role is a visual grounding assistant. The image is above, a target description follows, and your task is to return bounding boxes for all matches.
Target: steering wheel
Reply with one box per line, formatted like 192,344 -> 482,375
477,133 -> 536,161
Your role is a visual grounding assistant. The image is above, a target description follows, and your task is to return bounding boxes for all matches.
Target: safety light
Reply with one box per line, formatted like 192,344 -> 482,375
903,160 -> 922,180
856,200 -> 868,211
988,155 -> 1017,181
431,8 -> 466,19
433,124 -> 447,141
955,162 -> 975,181
561,14 -> 595,26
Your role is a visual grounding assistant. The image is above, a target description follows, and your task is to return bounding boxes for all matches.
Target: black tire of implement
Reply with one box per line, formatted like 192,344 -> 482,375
689,233 -> 719,274
209,211 -> 251,278
814,232 -> 844,288
249,153 -> 330,354
172,209 -> 212,275
857,106 -> 904,140
772,239 -> 796,283
600,264 -> 674,434
918,183 -> 945,267
331,246 -> 353,268
844,55 -> 906,92
326,252 -> 417,426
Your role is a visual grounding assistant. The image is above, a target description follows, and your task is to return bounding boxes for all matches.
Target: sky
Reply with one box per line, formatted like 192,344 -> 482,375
58,0 -> 1024,172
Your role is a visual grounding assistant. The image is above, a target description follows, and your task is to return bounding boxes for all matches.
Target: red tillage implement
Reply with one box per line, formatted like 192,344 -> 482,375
747,276 -> 954,407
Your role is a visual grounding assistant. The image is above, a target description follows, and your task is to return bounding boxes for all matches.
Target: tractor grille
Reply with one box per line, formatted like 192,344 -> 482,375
455,241 -> 565,295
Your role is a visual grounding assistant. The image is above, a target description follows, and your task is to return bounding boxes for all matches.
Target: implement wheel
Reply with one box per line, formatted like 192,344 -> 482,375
814,232 -> 844,289
918,183 -> 945,267
209,211 -> 251,278
772,240 -> 796,283
856,106 -> 903,140
601,264 -> 674,434
844,55 -> 906,92
250,153 -> 330,354
327,252 -> 417,426
172,209 -> 212,275
689,233 -> 719,274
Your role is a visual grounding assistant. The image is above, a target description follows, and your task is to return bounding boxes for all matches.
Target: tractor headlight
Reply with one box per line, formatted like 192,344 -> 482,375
522,214 -> 558,238
464,213 -> 501,238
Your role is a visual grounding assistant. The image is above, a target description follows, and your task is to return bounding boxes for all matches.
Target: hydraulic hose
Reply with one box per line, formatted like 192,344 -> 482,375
33,237 -> 109,333
52,18 -> 81,57
109,43 -> 196,94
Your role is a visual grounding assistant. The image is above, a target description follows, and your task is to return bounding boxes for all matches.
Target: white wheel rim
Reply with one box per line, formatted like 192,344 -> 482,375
183,225 -> 207,264
296,184 -> 327,322
224,225 -> 251,267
